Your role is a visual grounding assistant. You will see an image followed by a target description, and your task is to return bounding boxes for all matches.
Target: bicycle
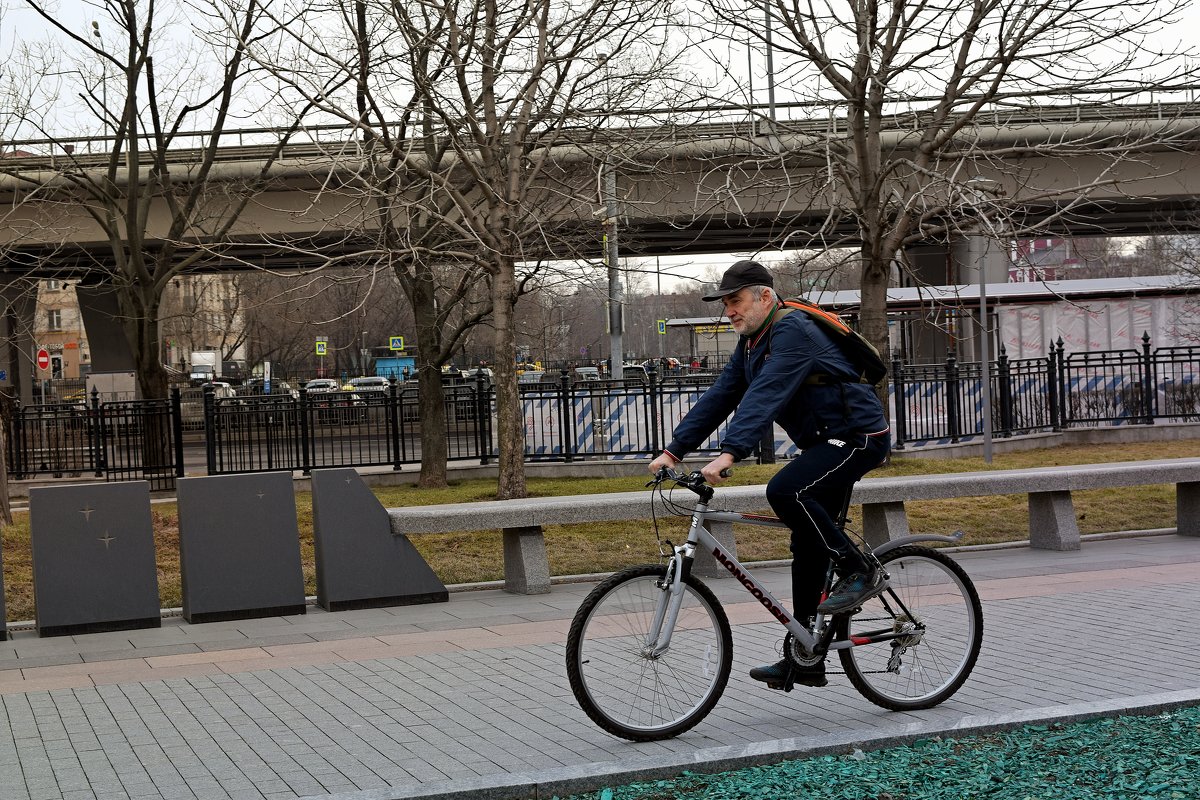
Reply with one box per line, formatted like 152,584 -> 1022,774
565,467 -> 983,742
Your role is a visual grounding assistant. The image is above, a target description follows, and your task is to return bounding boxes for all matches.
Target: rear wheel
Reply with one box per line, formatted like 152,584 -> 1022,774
566,564 -> 732,741
835,546 -> 982,710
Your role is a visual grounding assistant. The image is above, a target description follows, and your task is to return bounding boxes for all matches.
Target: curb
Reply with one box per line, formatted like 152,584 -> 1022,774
302,688 -> 1200,800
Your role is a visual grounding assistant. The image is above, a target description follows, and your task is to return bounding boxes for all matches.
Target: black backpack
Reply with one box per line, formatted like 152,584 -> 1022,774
775,299 -> 888,387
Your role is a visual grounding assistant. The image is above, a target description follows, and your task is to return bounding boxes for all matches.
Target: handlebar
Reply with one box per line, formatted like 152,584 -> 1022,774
647,466 -> 732,500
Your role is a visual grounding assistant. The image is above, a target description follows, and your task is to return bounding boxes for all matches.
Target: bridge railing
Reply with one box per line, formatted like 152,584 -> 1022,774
6,89 -> 1200,162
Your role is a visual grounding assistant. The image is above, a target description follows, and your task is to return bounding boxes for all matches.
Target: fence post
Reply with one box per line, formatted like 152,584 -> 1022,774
1054,338 -> 1067,429
996,346 -> 1013,438
170,387 -> 185,478
559,369 -> 573,463
297,386 -> 312,474
90,387 -> 104,476
389,377 -> 402,470
891,354 -> 907,451
1141,331 -> 1156,425
945,351 -> 961,443
476,371 -> 490,466
202,383 -> 217,474
647,363 -> 662,459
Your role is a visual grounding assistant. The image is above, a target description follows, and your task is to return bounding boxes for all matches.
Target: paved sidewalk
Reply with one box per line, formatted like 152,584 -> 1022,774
2,534 -> 1199,800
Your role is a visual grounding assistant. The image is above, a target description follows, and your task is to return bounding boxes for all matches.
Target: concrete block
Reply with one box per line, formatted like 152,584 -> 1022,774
861,501 -> 910,549
311,469 -> 447,610
28,482 -> 160,637
176,472 -> 306,623
1028,490 -> 1081,551
1179,481 -> 1199,537
501,526 -> 550,594
693,518 -> 737,579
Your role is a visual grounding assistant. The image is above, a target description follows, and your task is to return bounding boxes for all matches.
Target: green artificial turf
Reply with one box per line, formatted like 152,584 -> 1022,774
556,705 -> 1200,800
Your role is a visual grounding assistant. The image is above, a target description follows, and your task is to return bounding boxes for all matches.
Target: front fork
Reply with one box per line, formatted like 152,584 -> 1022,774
643,540 -> 696,657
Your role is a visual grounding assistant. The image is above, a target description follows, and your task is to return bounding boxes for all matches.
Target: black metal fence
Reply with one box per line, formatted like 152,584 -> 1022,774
892,334 -> 1200,448
6,390 -> 185,491
5,335 -> 1198,482
203,379 -> 496,474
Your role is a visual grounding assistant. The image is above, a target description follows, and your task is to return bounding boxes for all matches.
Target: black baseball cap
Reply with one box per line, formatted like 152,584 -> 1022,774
701,260 -> 774,302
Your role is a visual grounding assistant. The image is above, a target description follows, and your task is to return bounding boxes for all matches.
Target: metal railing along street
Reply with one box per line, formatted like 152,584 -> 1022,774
5,335 -> 1198,484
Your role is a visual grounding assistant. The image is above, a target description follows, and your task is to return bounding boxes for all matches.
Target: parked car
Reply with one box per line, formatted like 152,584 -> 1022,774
241,378 -> 299,400
461,367 -> 494,388
621,363 -> 649,383
202,381 -> 238,400
345,376 -> 391,393
304,380 -> 367,424
574,366 -> 600,383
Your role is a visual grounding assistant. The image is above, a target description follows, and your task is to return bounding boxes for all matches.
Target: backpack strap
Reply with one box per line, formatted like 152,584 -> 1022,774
769,306 -> 850,386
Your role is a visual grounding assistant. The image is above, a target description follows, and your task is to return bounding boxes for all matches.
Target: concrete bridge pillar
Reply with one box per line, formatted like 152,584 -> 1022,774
900,238 -> 1007,362
1,274 -> 37,405
75,282 -> 137,373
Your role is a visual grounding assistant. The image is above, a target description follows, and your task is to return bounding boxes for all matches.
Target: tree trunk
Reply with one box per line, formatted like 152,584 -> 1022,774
0,396 -> 12,526
123,287 -> 170,400
492,263 -> 526,500
859,246 -> 893,426
416,363 -> 449,488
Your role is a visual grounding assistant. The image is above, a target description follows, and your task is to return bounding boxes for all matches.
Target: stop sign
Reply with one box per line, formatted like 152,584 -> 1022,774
36,348 -> 50,370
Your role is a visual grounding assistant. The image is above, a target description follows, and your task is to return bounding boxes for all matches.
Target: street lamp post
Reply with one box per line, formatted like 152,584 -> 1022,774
967,178 -> 997,464
91,22 -> 107,135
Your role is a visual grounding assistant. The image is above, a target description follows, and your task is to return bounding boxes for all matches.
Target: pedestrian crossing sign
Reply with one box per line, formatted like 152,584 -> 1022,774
389,336 -> 405,351
657,320 -> 667,335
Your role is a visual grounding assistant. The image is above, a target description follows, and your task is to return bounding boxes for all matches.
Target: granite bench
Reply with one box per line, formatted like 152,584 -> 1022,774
387,457 -> 1200,595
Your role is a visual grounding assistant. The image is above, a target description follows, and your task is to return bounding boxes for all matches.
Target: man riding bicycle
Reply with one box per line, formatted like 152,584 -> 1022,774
647,260 -> 891,689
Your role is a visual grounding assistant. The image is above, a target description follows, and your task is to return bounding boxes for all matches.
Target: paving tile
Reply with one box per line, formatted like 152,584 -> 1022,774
0,535 -> 1198,800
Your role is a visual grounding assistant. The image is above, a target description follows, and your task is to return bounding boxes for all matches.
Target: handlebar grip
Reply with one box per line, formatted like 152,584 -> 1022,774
718,468 -> 733,479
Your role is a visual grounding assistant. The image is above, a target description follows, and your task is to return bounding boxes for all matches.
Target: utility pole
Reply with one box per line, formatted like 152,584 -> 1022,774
602,161 -> 622,374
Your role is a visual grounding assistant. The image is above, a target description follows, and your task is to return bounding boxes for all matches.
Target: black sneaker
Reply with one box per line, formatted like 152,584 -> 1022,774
817,569 -> 886,614
748,658 -> 827,691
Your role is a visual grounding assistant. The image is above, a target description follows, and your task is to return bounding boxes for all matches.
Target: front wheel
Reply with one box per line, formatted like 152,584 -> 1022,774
835,545 -> 983,711
566,564 -> 733,741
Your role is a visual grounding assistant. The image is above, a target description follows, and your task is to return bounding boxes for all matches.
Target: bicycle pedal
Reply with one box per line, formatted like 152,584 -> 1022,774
765,680 -> 794,692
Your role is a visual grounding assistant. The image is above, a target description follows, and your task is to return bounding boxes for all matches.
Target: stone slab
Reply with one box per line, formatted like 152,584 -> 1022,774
311,469 -> 447,610
386,458 -> 1200,532
28,482 -> 161,637
0,526 -> 5,641
176,472 -> 306,624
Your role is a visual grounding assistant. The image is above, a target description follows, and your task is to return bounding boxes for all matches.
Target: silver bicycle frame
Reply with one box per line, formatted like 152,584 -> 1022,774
645,499 -> 963,657
647,501 -> 822,655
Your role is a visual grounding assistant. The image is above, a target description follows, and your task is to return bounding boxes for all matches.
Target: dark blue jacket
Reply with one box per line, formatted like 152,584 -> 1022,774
664,307 -> 889,460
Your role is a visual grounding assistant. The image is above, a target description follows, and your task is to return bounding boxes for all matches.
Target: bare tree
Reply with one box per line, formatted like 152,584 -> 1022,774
1,0 -> 309,400
238,268 -> 412,380
254,0 -> 693,495
702,0 -> 1200,401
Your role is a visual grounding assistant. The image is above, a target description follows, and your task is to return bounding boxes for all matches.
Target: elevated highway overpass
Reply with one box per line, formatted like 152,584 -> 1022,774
2,100 -> 1200,268
2,100 -> 1200,399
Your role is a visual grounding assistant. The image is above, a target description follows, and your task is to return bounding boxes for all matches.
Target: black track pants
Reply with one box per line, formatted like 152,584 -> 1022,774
764,431 -> 891,620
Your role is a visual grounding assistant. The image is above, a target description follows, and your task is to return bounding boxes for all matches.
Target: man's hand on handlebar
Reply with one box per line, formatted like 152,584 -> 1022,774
700,453 -> 735,485
648,452 -> 679,475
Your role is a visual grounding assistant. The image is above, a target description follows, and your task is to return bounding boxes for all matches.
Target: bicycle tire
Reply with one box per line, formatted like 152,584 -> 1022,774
835,545 -> 983,711
566,564 -> 733,741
